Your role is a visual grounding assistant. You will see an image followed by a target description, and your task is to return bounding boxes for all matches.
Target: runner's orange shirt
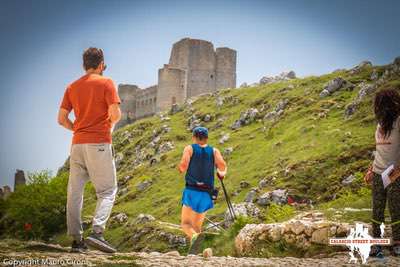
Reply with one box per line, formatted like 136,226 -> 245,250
60,74 -> 121,144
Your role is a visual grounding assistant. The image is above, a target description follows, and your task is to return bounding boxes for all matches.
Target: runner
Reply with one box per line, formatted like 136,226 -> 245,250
364,88 -> 400,257
178,126 -> 227,254
57,47 -> 121,253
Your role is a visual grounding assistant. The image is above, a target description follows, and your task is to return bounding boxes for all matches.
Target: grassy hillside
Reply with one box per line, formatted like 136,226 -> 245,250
52,59 -> 400,254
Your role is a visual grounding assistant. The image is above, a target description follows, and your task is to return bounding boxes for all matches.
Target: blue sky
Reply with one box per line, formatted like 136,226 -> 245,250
1,0 -> 399,188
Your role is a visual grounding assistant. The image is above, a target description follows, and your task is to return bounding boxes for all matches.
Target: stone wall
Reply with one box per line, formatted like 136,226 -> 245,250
135,85 -> 157,119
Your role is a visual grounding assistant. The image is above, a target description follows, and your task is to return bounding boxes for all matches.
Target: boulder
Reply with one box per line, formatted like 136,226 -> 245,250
350,60 -> 372,74
258,178 -> 268,188
244,189 -> 257,203
203,114 -> 212,122
223,147 -> 234,157
224,202 -> 261,223
240,181 -> 250,189
311,227 -> 329,245
260,71 -> 296,85
342,174 -> 356,185
219,133 -> 230,144
158,142 -> 174,154
231,108 -> 259,129
137,180 -> 152,191
320,77 -> 354,97
136,213 -> 155,224
256,193 -> 269,206
203,248 -> 213,258
111,213 -> 128,224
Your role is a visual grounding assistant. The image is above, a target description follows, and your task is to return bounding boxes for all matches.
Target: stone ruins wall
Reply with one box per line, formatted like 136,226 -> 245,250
157,66 -> 187,111
135,85 -> 157,119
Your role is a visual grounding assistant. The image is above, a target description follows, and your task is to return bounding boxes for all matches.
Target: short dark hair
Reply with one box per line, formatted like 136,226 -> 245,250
83,47 -> 104,70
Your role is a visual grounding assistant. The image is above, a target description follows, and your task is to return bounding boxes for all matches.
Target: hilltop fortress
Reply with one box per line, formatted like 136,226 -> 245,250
116,38 -> 237,128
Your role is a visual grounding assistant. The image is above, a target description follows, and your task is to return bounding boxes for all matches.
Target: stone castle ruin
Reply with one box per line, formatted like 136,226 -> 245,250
117,38 -> 236,128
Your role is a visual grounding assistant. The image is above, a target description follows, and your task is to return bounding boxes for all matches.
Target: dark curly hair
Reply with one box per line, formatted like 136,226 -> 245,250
83,47 -> 104,70
374,89 -> 400,138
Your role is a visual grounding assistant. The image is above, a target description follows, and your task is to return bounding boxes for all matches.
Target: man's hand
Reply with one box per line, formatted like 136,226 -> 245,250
217,172 -> 225,180
57,108 -> 74,131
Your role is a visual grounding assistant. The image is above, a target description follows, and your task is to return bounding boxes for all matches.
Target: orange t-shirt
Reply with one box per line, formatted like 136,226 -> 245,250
60,74 -> 121,144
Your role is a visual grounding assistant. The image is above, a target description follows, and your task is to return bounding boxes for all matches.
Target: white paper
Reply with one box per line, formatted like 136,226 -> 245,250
382,164 -> 394,189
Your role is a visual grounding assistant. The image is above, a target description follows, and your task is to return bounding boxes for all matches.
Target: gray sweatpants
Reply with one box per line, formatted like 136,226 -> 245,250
67,143 -> 117,241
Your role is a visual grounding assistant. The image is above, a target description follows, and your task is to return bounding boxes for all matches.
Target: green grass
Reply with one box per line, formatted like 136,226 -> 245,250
52,64 -> 400,255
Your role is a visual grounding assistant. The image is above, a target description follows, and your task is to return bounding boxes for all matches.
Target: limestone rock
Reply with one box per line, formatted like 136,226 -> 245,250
350,60 -> 372,74
240,181 -> 250,189
320,77 -> 354,98
136,213 -> 155,224
219,133 -> 230,144
231,108 -> 259,129
202,248 -> 213,258
260,71 -> 296,85
342,174 -> 355,185
244,189 -> 257,203
137,180 -> 152,191
311,227 -> 329,245
225,202 -> 261,224
111,213 -> 128,224
223,147 -> 234,157
256,193 -> 269,206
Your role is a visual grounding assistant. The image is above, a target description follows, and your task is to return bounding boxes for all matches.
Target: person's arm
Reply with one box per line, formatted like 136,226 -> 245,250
214,148 -> 227,178
58,87 -> 73,131
178,145 -> 193,173
104,79 -> 121,131
57,108 -> 74,131
108,103 -> 121,130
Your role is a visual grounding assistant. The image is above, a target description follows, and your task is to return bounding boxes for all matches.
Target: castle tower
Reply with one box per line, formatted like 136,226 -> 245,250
216,47 -> 237,90
3,186 -> 11,199
14,169 -> 25,190
168,38 -> 217,98
157,65 -> 187,111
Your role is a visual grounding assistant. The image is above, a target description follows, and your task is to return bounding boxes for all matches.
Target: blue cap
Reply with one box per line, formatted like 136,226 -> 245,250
193,126 -> 208,138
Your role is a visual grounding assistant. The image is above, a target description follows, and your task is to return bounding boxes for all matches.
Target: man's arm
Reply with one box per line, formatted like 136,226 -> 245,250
57,108 -> 74,131
214,148 -> 227,178
178,145 -> 192,173
108,103 -> 121,130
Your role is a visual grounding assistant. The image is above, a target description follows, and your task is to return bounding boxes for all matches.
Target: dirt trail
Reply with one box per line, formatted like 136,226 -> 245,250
0,241 -> 398,266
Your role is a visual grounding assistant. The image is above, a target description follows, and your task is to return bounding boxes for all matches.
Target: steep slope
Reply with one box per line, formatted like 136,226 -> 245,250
55,57 -> 400,254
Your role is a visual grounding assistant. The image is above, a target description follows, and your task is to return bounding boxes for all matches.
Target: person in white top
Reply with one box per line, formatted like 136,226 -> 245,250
364,88 -> 400,257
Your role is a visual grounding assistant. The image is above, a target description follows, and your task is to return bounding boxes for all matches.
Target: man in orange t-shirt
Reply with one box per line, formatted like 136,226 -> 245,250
58,47 -> 121,253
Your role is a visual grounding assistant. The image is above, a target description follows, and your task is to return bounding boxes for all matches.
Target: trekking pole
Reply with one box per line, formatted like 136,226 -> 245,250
219,178 -> 236,221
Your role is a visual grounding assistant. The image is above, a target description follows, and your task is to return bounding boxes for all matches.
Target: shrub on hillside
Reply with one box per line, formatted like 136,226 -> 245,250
3,170 -> 68,240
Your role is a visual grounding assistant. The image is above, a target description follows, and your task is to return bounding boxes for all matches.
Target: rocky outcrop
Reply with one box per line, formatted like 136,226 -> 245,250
231,108 -> 259,129
263,99 -> 289,121
320,77 -> 354,98
349,60 -> 372,75
345,56 -> 400,118
260,71 -> 296,85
